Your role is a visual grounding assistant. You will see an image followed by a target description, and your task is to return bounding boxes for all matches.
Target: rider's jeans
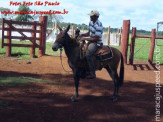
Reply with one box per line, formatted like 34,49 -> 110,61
86,42 -> 98,73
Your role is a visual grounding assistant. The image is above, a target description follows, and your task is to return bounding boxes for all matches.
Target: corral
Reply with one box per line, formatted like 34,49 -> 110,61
0,18 -> 163,121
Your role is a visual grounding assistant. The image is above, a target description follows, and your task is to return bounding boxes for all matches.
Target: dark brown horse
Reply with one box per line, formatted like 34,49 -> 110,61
52,25 -> 124,102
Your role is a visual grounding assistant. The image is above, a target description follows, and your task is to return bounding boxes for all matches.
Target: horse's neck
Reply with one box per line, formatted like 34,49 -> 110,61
64,38 -> 80,62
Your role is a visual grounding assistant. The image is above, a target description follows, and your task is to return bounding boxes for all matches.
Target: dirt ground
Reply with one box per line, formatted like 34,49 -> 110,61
0,56 -> 162,122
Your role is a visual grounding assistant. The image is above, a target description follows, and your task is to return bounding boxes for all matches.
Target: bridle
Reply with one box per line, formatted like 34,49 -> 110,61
55,24 -> 72,73
59,48 -> 72,73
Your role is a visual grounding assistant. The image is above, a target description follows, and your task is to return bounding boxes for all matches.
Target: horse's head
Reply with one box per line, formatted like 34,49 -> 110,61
52,25 -> 70,51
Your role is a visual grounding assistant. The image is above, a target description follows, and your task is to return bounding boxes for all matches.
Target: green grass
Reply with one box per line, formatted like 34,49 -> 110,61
112,36 -> 163,64
132,38 -> 163,63
0,76 -> 67,87
0,76 -> 51,86
133,38 -> 151,61
45,41 -> 60,56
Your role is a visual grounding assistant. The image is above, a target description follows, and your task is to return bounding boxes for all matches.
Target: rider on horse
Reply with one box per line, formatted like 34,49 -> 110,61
78,10 -> 103,79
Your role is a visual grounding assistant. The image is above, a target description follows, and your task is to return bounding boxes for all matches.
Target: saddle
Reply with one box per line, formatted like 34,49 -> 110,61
80,43 -> 113,61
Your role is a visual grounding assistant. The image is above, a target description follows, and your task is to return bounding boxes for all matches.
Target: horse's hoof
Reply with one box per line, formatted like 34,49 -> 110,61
110,95 -> 119,102
112,97 -> 118,102
71,96 -> 78,102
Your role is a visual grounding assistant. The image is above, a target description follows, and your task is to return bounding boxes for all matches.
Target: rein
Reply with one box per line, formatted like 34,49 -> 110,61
60,48 -> 72,73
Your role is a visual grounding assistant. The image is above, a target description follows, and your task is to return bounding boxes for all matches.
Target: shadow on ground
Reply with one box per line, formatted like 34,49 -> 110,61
0,70 -> 159,122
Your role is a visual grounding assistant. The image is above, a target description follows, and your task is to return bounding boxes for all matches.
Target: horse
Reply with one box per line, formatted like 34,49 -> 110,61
52,25 -> 124,102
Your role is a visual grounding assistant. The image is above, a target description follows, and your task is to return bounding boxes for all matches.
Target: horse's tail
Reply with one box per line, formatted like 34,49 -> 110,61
119,52 -> 124,87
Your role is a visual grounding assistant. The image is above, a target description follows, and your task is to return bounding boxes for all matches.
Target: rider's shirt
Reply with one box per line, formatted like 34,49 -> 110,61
89,19 -> 103,44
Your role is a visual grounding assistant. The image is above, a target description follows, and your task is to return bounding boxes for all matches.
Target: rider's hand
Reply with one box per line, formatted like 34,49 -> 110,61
78,34 -> 84,39
79,37 -> 85,41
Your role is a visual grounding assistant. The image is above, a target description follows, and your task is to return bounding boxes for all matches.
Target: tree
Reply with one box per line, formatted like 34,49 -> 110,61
42,14 -> 63,28
0,7 -> 13,25
15,5 -> 33,22
0,7 -> 11,19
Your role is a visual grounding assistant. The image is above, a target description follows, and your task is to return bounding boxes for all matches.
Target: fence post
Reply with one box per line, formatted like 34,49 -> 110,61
148,29 -> 156,64
71,24 -> 74,38
6,23 -> 11,56
107,26 -> 110,45
38,16 -> 48,57
119,27 -> 122,45
129,27 -> 136,65
1,18 -> 4,48
120,20 -> 130,64
38,18 -> 42,57
42,16 -> 47,55
30,21 -> 36,57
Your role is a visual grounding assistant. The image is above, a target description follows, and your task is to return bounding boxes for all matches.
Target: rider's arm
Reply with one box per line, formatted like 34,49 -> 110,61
80,35 -> 100,42
80,31 -> 90,37
77,31 -> 90,41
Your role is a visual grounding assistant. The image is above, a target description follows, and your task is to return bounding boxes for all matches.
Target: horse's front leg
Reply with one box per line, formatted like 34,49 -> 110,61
71,68 -> 80,102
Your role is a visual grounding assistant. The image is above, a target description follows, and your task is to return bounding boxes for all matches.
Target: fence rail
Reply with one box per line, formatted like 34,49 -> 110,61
1,16 -> 47,57
129,27 -> 163,65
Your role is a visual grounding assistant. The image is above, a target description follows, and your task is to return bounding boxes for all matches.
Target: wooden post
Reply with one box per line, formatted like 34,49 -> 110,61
120,20 -> 130,64
1,18 -> 4,48
71,24 -> 74,38
119,27 -> 122,45
30,21 -> 36,57
82,25 -> 84,32
108,26 -> 110,45
38,16 -> 48,57
42,16 -> 47,55
148,29 -> 156,64
120,27 -> 122,34
6,23 -> 11,56
129,27 -> 136,65
38,20 -> 42,57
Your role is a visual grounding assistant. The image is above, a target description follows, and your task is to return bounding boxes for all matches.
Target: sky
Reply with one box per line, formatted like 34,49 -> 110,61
0,0 -> 163,31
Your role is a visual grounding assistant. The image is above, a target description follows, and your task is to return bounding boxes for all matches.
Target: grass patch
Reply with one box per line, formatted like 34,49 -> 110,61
0,76 -> 66,87
111,37 -> 163,64
0,76 -> 50,86
132,38 -> 163,63
45,41 -> 60,56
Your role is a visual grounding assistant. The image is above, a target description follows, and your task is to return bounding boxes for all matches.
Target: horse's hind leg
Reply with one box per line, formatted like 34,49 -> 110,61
111,69 -> 120,102
105,66 -> 119,102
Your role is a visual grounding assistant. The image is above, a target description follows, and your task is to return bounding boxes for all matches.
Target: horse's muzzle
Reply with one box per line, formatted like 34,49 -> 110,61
52,46 -> 58,51
52,42 -> 62,51
52,43 -> 59,51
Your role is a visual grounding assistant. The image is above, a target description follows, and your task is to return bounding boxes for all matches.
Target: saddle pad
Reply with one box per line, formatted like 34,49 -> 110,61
95,45 -> 111,55
96,51 -> 113,61
95,46 -> 113,61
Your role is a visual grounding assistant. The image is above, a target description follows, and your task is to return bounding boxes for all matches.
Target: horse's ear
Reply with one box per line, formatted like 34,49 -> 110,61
65,24 -> 70,33
57,23 -> 62,32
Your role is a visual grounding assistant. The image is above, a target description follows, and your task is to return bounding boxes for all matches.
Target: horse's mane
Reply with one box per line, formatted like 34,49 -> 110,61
57,31 -> 80,48
70,38 -> 80,47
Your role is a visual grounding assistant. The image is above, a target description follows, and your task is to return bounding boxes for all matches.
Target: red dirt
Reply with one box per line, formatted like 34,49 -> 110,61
0,56 -> 162,122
